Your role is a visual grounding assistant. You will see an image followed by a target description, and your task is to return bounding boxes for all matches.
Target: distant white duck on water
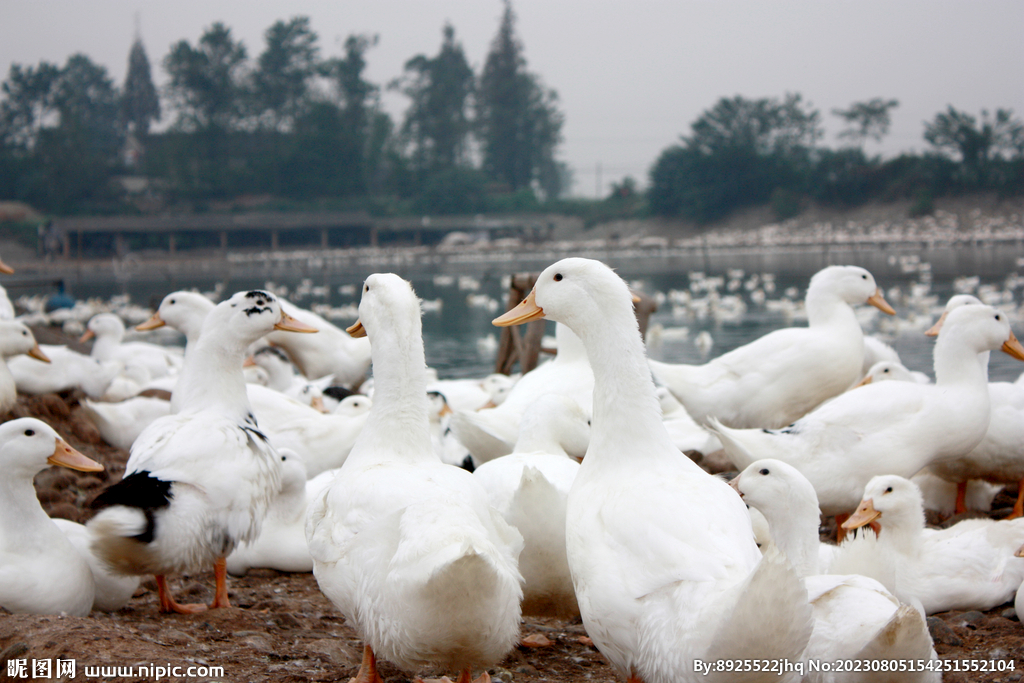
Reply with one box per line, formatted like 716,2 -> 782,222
648,265 -> 895,429
87,290 -> 317,614
305,273 -> 523,683
494,257 -> 813,683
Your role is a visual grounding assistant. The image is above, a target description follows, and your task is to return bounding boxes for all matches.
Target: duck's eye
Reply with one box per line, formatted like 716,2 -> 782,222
883,368 -> 890,373
885,486 -> 893,494
21,330 -> 27,336
281,455 -> 287,462
24,429 -> 34,436
364,285 -> 369,292
995,314 -> 1001,321
554,273 -> 563,282
759,468 -> 770,476
861,274 -> 867,279
170,299 -> 176,305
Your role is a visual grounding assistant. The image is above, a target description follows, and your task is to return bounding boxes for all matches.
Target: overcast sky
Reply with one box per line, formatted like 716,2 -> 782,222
2,0 -> 1022,197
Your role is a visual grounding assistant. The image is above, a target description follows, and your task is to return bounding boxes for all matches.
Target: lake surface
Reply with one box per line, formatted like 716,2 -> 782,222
55,243 -> 1024,383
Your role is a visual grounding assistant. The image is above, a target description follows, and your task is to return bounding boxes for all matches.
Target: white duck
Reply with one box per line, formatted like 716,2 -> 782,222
264,298 -> 371,389
51,518 -> 141,611
731,460 -> 939,680
473,393 -> 590,618
0,418 -> 104,616
226,450 -> 315,575
305,273 -> 523,683
648,265 -> 895,428
711,304 -> 1024,519
494,257 -> 813,683
0,321 -> 51,413
449,323 -> 594,464
81,312 -> 183,380
80,396 -> 171,451
920,296 -> 1024,516
87,290 -> 317,614
247,383 -> 369,478
9,344 -> 117,399
428,390 -> 473,469
843,474 -> 1024,615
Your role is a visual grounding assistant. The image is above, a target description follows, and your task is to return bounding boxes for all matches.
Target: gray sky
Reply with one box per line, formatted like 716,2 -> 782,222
1,0 -> 1022,197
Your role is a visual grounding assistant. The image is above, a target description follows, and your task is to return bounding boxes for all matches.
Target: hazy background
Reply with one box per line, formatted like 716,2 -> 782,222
2,0 -> 1022,197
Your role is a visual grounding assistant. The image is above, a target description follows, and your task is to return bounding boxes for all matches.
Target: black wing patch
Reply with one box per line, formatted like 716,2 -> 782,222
91,471 -> 173,544
324,385 -> 355,401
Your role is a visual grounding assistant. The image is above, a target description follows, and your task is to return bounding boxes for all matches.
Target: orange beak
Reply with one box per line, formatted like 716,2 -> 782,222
28,345 -> 50,363
79,329 -> 95,343
346,320 -> 366,338
0,258 -> 14,275
493,289 -> 545,327
854,375 -> 873,388
48,437 -> 103,472
924,311 -> 948,337
135,312 -> 166,331
867,289 -> 896,315
1002,330 -> 1024,362
841,498 -> 881,530
274,313 -> 318,334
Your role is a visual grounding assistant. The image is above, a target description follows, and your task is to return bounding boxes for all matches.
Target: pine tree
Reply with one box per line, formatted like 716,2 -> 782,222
121,37 -> 160,135
477,1 -> 563,195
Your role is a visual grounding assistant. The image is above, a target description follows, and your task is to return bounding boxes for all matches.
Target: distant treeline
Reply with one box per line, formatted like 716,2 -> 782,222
0,6 -> 1021,225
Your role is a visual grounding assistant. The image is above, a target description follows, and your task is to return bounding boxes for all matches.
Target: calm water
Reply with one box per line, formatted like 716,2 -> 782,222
60,243 -> 1024,383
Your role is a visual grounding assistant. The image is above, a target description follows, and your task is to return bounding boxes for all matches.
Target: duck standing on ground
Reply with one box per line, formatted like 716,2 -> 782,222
494,257 -> 813,683
648,265 -> 895,428
306,273 -> 523,683
0,418 -> 104,616
87,290 -> 317,614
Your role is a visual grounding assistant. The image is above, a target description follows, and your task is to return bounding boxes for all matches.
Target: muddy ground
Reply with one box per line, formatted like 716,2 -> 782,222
3,369 -> 1024,681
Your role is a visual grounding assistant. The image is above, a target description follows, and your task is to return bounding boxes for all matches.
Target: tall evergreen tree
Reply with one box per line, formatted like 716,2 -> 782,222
252,16 -> 319,131
121,37 -> 161,136
398,23 -> 475,175
477,1 -> 563,194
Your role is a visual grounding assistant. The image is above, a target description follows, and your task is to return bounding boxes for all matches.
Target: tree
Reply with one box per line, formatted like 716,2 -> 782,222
649,94 -> 821,222
923,106 -> 1024,185
163,22 -> 248,132
0,61 -> 60,149
121,37 -> 161,136
477,1 -> 563,194
688,93 -> 822,158
252,16 -> 320,131
397,23 -> 475,176
321,34 -> 382,195
832,98 -> 899,145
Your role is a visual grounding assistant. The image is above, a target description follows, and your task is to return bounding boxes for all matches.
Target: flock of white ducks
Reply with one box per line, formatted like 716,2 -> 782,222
3,252 -> 1024,682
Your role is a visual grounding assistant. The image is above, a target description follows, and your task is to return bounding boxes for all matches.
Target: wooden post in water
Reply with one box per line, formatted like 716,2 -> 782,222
495,273 -> 545,375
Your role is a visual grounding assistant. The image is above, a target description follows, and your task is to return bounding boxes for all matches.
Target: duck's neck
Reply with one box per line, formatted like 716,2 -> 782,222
173,332 -> 251,418
933,334 -> 989,387
358,325 -> 432,461
575,302 -> 693,466
0,359 -> 16,411
0,473 -> 51,546
805,288 -> 860,330
90,331 -> 122,361
877,506 -> 925,557
757,498 -> 821,577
